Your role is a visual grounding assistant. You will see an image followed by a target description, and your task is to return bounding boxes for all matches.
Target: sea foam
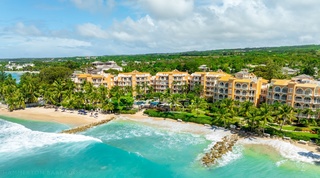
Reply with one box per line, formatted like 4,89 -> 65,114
0,119 -> 102,154
239,138 -> 320,164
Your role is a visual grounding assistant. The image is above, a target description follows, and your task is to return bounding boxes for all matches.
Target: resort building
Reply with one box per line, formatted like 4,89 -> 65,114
212,69 -> 268,106
189,70 -> 231,98
266,74 -> 320,111
72,73 -> 115,89
116,70 -> 151,95
153,70 -> 189,94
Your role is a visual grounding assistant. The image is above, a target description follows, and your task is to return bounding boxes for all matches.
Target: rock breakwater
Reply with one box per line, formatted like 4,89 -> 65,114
60,117 -> 115,134
202,134 -> 239,166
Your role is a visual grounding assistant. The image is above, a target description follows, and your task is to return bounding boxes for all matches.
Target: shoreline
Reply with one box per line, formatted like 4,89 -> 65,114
1,107 -> 320,158
0,107 -> 115,127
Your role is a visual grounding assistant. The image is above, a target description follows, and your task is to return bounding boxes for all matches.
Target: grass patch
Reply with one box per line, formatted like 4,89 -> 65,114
144,109 -> 212,125
265,127 -> 318,141
120,109 -> 138,114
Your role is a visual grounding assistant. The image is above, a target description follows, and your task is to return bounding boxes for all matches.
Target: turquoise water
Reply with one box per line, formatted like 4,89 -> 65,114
5,72 -> 23,83
1,117 -> 320,178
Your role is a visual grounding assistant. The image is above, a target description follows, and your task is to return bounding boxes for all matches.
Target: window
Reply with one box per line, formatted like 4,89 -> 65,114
296,88 -> 304,94
305,89 -> 313,95
281,94 -> 287,100
289,88 -> 293,93
274,93 -> 280,99
288,95 -> 292,100
282,87 -> 288,93
274,87 -> 281,92
304,97 -> 311,103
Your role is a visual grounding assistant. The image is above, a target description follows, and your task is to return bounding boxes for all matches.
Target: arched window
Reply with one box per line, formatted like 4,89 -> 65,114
219,95 -> 224,99
219,82 -> 224,87
274,87 -> 281,92
304,104 -> 310,109
305,89 -> 312,95
304,97 -> 311,103
242,84 -> 248,89
282,87 -> 288,93
235,96 -> 240,100
236,83 -> 241,88
236,90 -> 241,95
225,83 -> 229,88
274,93 -> 280,100
242,91 -> 247,95
281,94 -> 287,100
295,96 -> 302,101
219,88 -> 224,93
296,88 -> 304,94
225,89 -> 228,94
241,97 -> 246,102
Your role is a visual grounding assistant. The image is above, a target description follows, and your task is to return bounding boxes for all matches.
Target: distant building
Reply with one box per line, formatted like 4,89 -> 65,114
5,62 -> 34,70
88,61 -> 123,74
198,65 -> 209,71
281,67 -> 300,75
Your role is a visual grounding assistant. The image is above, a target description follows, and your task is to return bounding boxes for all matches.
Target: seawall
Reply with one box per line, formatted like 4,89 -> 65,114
60,117 -> 115,134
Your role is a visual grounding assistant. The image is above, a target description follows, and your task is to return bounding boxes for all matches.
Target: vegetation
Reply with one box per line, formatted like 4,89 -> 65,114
1,44 -> 320,143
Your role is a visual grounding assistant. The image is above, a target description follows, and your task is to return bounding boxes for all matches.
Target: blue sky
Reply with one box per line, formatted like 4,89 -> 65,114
0,0 -> 320,58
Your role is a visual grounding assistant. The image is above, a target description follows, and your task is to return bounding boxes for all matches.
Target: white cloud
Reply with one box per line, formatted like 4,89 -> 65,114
8,22 -> 42,36
77,23 -> 108,39
101,0 -> 320,53
2,0 -> 320,58
0,35 -> 92,58
139,0 -> 194,19
70,0 -> 115,12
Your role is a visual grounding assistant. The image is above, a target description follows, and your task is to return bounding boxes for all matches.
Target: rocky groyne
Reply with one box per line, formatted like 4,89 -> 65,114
60,117 -> 115,134
202,135 -> 239,166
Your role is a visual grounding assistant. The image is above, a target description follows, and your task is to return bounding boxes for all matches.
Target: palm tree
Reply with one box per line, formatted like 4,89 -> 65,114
189,97 -> 208,116
246,107 -> 260,132
239,101 -> 254,117
51,79 -> 65,104
258,103 -> 274,134
278,104 -> 296,132
295,108 -> 303,124
302,108 -> 314,120
213,107 -> 232,128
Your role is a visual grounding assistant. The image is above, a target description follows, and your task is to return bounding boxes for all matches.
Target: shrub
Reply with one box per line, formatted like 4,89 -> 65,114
143,109 -> 212,125
265,127 -> 318,141
120,109 -> 138,114
293,127 -> 311,132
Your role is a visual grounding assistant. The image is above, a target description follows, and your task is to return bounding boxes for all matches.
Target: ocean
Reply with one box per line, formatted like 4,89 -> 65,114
1,116 -> 320,178
5,71 -> 24,83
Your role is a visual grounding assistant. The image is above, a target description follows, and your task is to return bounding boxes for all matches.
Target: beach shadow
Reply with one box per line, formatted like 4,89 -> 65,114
314,161 -> 320,166
298,151 -> 320,160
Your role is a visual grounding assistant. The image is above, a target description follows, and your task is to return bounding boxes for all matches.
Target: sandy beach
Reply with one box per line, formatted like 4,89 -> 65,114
1,107 -> 319,154
0,107 -> 115,127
